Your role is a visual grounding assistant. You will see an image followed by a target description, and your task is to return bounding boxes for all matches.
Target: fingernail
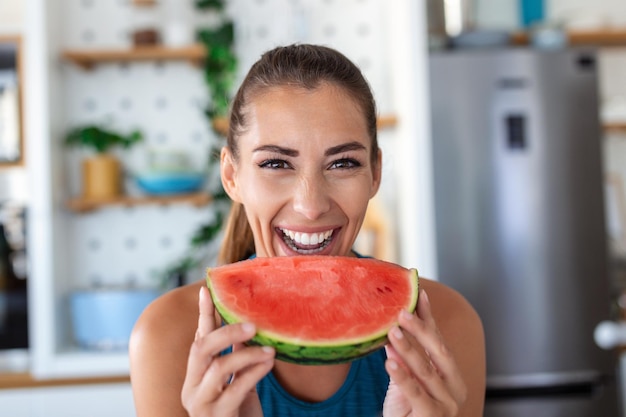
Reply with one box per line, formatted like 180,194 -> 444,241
199,287 -> 205,301
401,310 -> 413,321
388,359 -> 399,370
242,323 -> 256,334
392,326 -> 403,339
262,346 -> 275,355
422,289 -> 430,306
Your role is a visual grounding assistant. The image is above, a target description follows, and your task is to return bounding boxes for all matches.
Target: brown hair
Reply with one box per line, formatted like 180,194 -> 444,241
218,44 -> 379,265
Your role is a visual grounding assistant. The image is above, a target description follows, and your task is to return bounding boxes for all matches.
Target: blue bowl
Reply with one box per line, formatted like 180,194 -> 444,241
136,172 -> 205,195
70,289 -> 161,350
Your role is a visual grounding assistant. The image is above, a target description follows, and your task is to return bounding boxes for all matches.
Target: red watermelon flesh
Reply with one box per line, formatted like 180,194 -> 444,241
206,255 -> 419,364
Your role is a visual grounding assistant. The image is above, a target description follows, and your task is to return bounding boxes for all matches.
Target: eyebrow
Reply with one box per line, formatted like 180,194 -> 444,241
253,145 -> 299,157
252,141 -> 367,157
324,141 -> 367,156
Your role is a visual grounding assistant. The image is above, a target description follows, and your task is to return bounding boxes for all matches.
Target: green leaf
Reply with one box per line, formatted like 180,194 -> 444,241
190,210 -> 224,247
195,0 -> 224,11
63,125 -> 144,154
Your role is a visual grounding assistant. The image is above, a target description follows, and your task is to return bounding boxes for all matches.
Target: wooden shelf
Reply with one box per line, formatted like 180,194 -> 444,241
511,28 -> 626,47
211,114 -> 399,137
62,44 -> 206,70
0,372 -> 129,390
604,122 -> 626,134
377,115 -> 398,130
65,191 -> 212,213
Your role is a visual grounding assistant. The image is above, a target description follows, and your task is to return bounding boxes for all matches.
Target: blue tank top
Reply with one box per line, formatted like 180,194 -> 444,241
257,349 -> 389,417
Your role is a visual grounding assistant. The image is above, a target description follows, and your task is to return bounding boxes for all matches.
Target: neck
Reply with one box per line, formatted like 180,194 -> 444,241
271,360 -> 352,403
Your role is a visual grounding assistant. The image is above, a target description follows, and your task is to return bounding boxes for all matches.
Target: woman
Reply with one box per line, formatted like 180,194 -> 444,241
130,44 -> 485,417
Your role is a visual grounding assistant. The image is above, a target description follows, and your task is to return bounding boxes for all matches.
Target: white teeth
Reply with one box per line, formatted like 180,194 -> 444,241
281,228 -> 333,247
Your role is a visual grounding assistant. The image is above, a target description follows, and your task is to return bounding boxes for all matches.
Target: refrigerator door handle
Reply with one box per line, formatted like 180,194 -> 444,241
486,381 -> 603,400
487,370 -> 605,390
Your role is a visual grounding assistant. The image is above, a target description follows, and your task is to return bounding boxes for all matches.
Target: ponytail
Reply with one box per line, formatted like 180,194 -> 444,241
217,202 -> 255,265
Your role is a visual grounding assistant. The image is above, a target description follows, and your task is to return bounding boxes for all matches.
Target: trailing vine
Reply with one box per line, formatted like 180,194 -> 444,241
159,0 -> 236,287
196,0 -> 237,121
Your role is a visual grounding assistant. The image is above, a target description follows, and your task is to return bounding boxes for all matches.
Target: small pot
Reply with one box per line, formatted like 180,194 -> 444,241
70,288 -> 161,350
82,154 -> 122,200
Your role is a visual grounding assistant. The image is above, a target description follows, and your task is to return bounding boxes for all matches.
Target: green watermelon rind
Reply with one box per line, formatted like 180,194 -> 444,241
208,267 -> 419,365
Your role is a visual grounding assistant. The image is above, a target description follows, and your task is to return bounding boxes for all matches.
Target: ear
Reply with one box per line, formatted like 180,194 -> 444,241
220,147 -> 242,203
370,148 -> 383,199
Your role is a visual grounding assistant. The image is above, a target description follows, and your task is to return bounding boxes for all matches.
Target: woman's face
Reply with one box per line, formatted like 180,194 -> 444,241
221,83 -> 382,258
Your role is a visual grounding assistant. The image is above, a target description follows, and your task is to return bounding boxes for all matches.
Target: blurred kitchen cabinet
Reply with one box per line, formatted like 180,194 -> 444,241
0,382 -> 134,417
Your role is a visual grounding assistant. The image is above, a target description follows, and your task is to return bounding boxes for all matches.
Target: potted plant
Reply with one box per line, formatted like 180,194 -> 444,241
64,124 -> 143,200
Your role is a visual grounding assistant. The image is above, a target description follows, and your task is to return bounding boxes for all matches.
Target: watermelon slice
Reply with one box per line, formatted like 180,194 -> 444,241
206,256 -> 419,364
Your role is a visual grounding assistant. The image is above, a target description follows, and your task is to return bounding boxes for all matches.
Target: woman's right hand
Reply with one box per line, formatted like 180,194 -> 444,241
181,286 -> 275,417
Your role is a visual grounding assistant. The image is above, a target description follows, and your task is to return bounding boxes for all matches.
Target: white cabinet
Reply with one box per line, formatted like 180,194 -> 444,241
0,383 -> 135,417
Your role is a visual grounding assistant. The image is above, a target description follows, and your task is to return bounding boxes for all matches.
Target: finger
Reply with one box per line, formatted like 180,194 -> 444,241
223,348 -> 275,402
385,355 -> 453,416
199,345 -> 275,402
185,322 -> 256,388
231,342 -> 245,352
400,290 -> 466,399
388,323 -> 453,403
196,286 -> 216,340
384,345 -> 410,374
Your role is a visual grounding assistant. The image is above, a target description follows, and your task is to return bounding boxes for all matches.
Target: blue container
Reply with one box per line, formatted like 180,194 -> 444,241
135,172 -> 205,195
520,0 -> 544,27
70,289 -> 161,350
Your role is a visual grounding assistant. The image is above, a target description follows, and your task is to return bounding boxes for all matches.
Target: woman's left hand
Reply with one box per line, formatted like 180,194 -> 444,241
383,289 -> 467,417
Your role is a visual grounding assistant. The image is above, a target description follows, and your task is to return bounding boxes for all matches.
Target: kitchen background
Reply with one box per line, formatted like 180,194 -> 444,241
2,0 -> 626,415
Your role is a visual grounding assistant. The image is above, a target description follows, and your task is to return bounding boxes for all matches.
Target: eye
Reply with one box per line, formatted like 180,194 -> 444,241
258,159 -> 292,170
329,158 -> 361,170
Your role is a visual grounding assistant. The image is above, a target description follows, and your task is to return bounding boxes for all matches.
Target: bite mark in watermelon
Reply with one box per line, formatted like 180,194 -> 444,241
206,256 -> 419,364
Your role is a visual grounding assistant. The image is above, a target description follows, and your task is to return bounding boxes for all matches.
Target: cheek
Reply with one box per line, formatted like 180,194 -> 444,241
334,179 -> 375,217
237,172 -> 288,218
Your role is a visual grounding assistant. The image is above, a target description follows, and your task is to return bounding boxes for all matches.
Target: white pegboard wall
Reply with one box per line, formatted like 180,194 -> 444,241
57,0 -> 397,288
60,0 -> 220,289
61,0 -> 198,49
62,61 -> 212,183
230,0 -> 393,113
68,205 -> 217,289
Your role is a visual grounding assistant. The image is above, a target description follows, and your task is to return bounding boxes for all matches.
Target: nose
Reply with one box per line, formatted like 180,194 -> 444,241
292,174 -> 331,220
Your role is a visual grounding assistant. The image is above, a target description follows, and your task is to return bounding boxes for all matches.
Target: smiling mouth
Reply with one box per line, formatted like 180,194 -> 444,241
278,228 -> 335,254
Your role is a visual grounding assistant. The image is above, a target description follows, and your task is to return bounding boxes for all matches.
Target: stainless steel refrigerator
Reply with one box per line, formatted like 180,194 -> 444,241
428,48 -> 622,416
